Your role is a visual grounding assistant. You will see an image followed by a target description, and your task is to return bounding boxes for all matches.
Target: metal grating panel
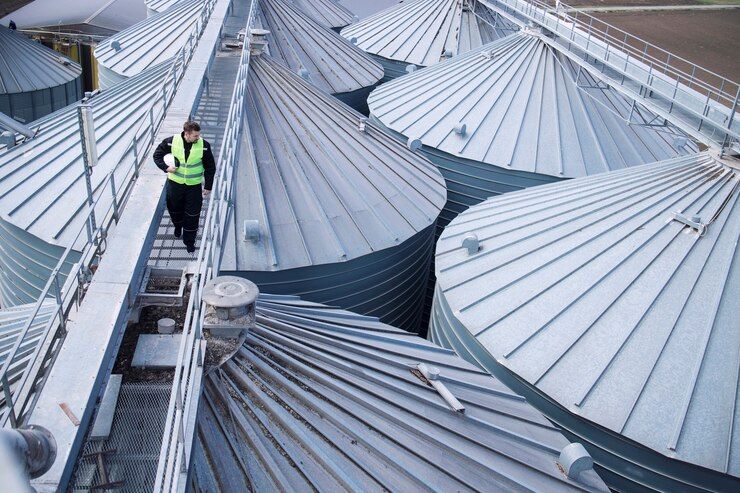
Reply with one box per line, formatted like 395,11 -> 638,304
69,383 -> 171,493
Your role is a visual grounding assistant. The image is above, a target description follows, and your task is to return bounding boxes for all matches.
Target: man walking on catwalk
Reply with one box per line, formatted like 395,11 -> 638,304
153,120 -> 216,253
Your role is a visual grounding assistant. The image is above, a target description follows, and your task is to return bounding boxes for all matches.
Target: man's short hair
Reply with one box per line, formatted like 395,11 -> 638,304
183,120 -> 201,132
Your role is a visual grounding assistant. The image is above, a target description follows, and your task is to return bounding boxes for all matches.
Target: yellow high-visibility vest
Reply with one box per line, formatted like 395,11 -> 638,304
168,134 -> 204,185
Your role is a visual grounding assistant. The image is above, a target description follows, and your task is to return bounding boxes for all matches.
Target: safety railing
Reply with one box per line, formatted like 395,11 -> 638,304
0,0 -> 218,429
479,0 -> 739,149
152,0 -> 257,491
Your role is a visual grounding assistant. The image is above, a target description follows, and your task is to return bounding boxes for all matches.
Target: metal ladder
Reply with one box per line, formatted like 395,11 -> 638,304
479,0 -> 739,153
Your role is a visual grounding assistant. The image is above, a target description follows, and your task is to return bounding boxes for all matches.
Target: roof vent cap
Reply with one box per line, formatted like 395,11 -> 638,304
407,137 -> 422,151
243,219 -> 260,242
462,234 -> 479,255
453,122 -> 467,136
559,443 -> 593,479
249,28 -> 270,55
110,40 -> 121,52
405,64 -> 417,74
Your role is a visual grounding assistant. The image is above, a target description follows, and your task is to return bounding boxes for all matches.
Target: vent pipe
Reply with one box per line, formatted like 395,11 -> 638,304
202,276 -> 259,373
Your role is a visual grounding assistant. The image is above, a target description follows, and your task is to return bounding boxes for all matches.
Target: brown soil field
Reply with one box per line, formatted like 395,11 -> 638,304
551,0 -> 703,6
595,10 -> 740,83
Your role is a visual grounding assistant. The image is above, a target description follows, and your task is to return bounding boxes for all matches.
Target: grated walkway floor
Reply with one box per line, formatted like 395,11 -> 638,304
149,6 -> 247,269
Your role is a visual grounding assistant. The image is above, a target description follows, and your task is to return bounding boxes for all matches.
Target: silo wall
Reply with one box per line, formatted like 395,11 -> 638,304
225,225 -> 436,333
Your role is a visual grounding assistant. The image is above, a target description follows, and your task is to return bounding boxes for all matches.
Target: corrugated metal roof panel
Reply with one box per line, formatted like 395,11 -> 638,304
0,300 -> 56,409
431,152 -> 739,488
193,293 -> 609,492
285,0 -> 354,29
369,32 -> 696,179
220,54 -> 444,331
222,54 -> 445,272
94,0 -> 204,84
0,25 -> 81,95
337,0 -> 399,20
145,0 -> 184,14
341,0 -> 517,68
0,61 -> 170,249
256,0 -> 383,97
1,0 -> 146,37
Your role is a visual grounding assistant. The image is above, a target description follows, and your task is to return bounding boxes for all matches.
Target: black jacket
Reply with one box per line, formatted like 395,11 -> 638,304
153,132 -> 216,190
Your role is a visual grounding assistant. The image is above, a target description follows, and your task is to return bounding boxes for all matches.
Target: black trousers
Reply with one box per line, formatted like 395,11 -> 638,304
166,180 -> 202,247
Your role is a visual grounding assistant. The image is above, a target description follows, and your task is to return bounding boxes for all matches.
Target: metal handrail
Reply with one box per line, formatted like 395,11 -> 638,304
0,0 -> 218,429
479,0 -> 739,146
153,0 -> 257,490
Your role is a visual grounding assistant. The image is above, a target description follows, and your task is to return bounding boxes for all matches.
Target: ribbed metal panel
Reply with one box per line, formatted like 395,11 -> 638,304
341,0 -> 517,78
256,0 -> 383,106
284,0 -> 354,29
94,0 -> 204,88
0,62 -> 169,307
0,25 -> 82,123
0,300 -> 55,409
337,0 -> 399,20
370,32 -> 698,231
0,217 -> 79,307
431,152 -> 740,493
145,0 -> 184,15
192,293 -> 609,493
0,0 -> 146,37
221,54 -> 445,332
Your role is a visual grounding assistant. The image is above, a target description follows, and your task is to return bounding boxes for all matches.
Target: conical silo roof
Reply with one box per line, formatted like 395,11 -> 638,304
430,152 -> 739,492
1,0 -> 146,37
369,32 -> 697,227
284,0 -> 354,30
0,25 -> 82,123
341,0 -> 517,78
0,25 -> 81,95
194,293 -> 609,493
94,0 -> 204,89
0,300 -> 55,411
0,62 -> 170,307
221,54 -> 446,331
255,0 -> 383,106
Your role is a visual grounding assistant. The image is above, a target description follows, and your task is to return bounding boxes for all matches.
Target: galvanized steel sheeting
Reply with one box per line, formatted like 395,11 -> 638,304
0,300 -> 56,408
256,0 -> 383,98
0,25 -> 82,123
369,32 -> 695,179
284,0 -> 354,29
0,25 -> 81,94
0,62 -> 170,307
431,152 -> 739,491
0,0 -> 146,37
221,54 -> 444,330
95,0 -> 204,86
193,294 -> 609,492
145,0 -> 185,14
341,0 -> 517,69
0,217 -> 79,307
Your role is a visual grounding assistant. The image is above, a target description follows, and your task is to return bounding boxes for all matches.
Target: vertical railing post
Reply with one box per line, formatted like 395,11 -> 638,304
110,172 -> 119,222
132,136 -> 140,179
2,374 -> 16,427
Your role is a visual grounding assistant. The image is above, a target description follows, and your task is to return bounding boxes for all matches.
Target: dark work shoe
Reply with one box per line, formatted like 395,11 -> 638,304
186,244 -> 196,254
174,226 -> 182,238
